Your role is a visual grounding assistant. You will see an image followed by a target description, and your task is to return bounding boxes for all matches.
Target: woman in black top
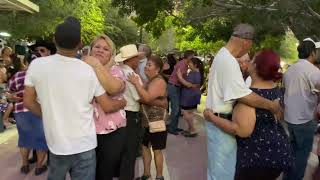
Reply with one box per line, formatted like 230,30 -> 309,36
204,50 -> 293,180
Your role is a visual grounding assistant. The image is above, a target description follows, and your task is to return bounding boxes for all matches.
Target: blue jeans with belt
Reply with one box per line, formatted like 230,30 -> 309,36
167,84 -> 181,132
206,121 -> 237,180
283,120 -> 317,180
48,149 -> 96,180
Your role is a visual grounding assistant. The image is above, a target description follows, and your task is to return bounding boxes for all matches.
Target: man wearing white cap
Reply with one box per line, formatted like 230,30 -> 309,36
283,38 -> 320,180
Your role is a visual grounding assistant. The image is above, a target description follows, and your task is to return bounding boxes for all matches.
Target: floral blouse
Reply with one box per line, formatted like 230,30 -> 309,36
93,65 -> 127,134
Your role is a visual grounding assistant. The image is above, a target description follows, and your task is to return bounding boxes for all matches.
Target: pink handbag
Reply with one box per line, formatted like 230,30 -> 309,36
141,105 -> 167,133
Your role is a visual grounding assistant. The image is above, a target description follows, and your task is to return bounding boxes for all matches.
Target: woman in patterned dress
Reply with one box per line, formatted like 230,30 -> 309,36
204,50 -> 293,180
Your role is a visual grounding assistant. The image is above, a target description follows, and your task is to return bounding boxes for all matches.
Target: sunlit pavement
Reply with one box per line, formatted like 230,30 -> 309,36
0,112 -> 318,180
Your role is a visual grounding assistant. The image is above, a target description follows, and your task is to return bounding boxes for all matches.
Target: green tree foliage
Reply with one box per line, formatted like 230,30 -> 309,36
112,0 -> 320,41
175,26 -> 225,55
0,0 -> 139,45
279,31 -> 299,64
111,0 -> 173,26
99,1 -> 139,46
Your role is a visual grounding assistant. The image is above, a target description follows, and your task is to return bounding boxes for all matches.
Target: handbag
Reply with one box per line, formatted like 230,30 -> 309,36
141,105 -> 167,133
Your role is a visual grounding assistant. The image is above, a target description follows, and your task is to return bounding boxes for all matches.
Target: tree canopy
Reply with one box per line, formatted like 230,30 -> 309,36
112,0 -> 320,41
110,0 -> 315,63
0,0 -> 139,46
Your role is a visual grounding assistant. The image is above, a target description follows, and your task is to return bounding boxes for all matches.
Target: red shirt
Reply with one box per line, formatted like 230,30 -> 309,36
168,59 -> 188,86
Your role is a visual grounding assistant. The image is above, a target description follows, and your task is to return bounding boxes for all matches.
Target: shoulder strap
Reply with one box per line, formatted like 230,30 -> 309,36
142,105 -> 167,122
141,105 -> 150,122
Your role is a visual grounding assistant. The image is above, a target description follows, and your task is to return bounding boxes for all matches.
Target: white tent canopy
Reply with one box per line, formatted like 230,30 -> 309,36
0,0 -> 39,13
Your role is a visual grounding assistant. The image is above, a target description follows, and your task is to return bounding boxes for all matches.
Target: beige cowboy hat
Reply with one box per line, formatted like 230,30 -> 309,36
115,44 -> 145,62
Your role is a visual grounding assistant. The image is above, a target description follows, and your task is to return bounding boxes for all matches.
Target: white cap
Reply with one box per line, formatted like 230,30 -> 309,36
303,38 -> 320,48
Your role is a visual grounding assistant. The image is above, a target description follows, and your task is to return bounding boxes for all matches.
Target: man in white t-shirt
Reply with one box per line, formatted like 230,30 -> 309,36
203,24 -> 282,180
24,17 -> 125,180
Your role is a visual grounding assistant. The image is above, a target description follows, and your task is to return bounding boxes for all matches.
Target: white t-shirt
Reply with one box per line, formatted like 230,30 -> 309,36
245,76 -> 252,88
25,54 -> 105,155
205,47 -> 252,113
121,64 -> 141,112
284,59 -> 320,124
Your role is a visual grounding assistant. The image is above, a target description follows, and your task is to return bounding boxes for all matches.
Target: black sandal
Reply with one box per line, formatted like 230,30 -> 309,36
135,175 -> 150,180
155,176 -> 164,180
180,130 -> 190,135
20,165 -> 30,174
35,165 -> 47,176
183,132 -> 198,138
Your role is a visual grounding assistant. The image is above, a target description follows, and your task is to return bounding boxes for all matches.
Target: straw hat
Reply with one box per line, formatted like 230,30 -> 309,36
115,44 -> 145,62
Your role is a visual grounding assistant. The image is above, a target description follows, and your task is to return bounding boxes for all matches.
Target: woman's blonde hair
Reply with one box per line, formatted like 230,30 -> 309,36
90,34 -> 116,67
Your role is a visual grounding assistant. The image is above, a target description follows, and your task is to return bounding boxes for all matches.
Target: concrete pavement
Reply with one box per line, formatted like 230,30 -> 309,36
0,113 -> 318,180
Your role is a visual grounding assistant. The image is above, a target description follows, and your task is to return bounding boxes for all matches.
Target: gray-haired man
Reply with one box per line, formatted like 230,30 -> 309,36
204,24 -> 282,180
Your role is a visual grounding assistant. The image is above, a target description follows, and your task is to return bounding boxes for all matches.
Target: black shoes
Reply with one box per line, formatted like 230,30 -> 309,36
176,128 -> 184,132
35,165 -> 47,176
20,164 -> 47,175
20,165 -> 30,174
167,129 -> 179,135
136,175 -> 150,180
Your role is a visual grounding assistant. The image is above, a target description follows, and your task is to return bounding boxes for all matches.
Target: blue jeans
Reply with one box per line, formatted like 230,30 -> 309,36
206,121 -> 236,180
48,149 -> 96,180
167,84 -> 181,132
283,120 -> 317,180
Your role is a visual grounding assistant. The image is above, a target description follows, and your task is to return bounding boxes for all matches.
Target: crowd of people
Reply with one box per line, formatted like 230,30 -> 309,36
0,16 -> 320,180
203,24 -> 320,180
0,16 -> 200,180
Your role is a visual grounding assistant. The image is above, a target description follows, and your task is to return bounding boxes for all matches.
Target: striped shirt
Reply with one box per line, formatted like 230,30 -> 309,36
8,71 -> 29,113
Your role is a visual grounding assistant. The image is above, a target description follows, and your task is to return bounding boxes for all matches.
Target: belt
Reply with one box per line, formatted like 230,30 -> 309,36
169,83 -> 180,87
214,113 -> 232,120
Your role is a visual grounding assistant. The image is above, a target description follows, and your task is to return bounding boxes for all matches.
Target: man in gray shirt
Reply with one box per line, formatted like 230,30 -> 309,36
283,38 -> 320,180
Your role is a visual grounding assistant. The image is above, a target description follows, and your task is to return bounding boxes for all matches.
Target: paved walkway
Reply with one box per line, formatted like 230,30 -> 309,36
0,113 -> 318,180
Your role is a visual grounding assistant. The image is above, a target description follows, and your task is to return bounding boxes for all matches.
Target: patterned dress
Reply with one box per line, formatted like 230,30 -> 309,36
93,65 -> 126,134
236,88 -> 293,171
